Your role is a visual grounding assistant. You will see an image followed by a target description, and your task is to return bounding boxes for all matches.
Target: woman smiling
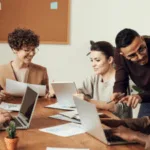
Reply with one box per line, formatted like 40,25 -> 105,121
78,41 -> 132,118
0,28 -> 50,101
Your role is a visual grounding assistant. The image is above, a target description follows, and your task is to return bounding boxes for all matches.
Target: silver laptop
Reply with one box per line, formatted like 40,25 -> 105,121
2,86 -> 39,130
73,95 -> 135,145
51,82 -> 77,107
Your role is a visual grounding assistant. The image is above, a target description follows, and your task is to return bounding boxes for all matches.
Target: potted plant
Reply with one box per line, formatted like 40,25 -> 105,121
4,121 -> 19,150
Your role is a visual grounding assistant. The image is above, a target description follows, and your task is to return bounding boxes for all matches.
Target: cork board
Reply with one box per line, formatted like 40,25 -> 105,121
0,0 -> 70,44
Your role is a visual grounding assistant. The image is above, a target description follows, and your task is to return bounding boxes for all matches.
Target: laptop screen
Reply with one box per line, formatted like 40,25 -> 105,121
19,87 -> 38,123
51,82 -> 77,107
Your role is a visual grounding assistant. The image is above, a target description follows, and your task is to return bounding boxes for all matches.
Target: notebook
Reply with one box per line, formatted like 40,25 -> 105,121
73,95 -> 136,145
1,86 -> 39,130
51,82 -> 77,107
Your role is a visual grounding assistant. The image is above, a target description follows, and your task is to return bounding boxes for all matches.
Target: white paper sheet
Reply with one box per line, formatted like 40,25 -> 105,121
59,110 -> 78,118
45,103 -> 76,111
39,123 -> 85,137
46,148 -> 89,150
6,79 -> 46,96
59,110 -> 103,120
73,112 -> 104,120
49,114 -> 80,124
0,102 -> 21,111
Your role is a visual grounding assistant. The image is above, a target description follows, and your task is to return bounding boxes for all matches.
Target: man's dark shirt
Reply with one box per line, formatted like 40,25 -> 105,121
114,37 -> 150,103
124,116 -> 150,134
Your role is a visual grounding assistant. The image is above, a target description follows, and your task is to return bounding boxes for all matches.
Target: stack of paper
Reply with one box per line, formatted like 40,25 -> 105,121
49,110 -> 80,124
49,114 -> 80,124
0,102 -> 21,111
39,123 -> 85,137
59,110 -> 78,118
45,103 -> 76,111
49,110 -> 104,124
59,110 -> 103,120
6,79 -> 46,96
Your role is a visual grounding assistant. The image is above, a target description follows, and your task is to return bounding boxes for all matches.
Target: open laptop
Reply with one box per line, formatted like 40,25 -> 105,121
73,95 -> 136,145
51,82 -> 77,107
1,86 -> 39,130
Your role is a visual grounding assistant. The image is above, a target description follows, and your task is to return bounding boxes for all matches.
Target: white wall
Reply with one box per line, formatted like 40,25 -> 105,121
1,0 -> 150,117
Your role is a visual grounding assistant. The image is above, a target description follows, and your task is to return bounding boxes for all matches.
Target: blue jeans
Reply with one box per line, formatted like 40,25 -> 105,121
138,103 -> 150,118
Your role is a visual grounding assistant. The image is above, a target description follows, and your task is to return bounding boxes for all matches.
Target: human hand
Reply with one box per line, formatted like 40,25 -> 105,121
0,90 -> 8,102
110,93 -> 125,103
45,92 -> 54,99
145,135 -> 150,150
119,94 -> 142,108
101,119 -> 126,128
0,109 -> 12,124
111,126 -> 137,142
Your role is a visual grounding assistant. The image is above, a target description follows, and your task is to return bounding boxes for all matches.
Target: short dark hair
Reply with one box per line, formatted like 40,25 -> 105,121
90,41 -> 114,59
8,28 -> 39,50
115,28 -> 139,49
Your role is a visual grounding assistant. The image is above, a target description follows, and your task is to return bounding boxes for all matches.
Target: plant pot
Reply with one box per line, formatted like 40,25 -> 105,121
4,137 -> 19,150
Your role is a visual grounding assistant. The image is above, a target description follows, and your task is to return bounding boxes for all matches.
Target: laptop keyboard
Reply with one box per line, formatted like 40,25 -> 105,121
11,118 -> 23,127
104,130 -> 126,142
3,118 -> 22,128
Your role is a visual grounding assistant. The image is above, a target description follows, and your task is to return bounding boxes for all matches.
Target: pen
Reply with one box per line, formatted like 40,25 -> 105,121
107,93 -> 125,104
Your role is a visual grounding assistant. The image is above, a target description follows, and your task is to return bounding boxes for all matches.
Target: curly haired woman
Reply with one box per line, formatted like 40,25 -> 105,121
0,28 -> 50,101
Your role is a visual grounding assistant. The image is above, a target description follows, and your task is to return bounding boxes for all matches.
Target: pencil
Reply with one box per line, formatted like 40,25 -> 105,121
107,93 -> 125,104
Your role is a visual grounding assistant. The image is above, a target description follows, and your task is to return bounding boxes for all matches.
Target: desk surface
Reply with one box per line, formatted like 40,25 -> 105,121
0,98 -> 144,150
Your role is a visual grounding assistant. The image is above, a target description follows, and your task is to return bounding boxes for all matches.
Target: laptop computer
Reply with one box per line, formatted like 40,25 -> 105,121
73,95 -> 136,145
1,86 -> 39,130
51,82 -> 77,107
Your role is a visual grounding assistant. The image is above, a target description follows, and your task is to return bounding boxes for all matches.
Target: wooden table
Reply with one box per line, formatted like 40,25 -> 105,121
0,98 -> 144,150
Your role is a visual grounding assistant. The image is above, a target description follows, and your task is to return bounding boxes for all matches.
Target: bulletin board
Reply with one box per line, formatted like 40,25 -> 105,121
0,0 -> 70,44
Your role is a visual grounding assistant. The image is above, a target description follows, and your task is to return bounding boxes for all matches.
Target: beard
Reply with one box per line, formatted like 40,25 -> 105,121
134,57 -> 148,65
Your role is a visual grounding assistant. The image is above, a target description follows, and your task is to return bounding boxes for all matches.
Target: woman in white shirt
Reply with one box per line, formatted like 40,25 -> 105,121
79,41 -> 132,118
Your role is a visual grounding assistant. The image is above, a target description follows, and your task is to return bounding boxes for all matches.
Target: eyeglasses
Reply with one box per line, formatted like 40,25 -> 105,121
126,45 -> 147,60
22,48 -> 39,54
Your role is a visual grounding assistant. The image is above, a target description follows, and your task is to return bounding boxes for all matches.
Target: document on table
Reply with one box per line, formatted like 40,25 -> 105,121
6,79 -> 46,96
45,103 -> 76,111
59,110 -> 103,120
49,114 -> 80,124
46,148 -> 89,150
0,102 -> 21,111
73,112 -> 104,120
59,110 -> 78,118
60,111 -> 80,120
39,123 -> 85,137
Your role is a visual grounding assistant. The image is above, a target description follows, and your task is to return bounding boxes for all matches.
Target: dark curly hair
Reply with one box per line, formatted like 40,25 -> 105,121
115,28 -> 139,49
89,41 -> 114,59
8,28 -> 39,50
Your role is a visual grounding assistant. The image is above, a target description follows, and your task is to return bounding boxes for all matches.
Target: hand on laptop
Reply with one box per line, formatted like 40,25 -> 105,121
0,109 -> 12,124
111,126 -> 137,142
101,119 -> 126,128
